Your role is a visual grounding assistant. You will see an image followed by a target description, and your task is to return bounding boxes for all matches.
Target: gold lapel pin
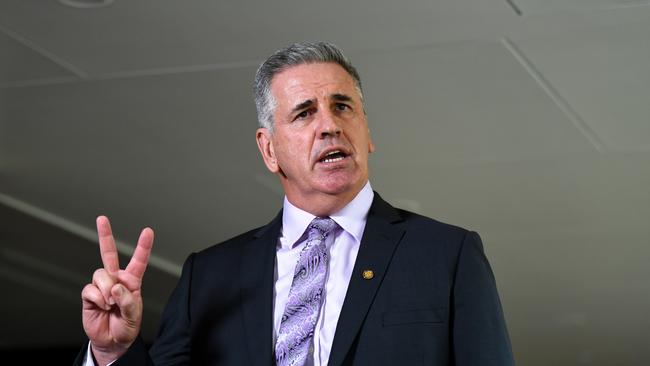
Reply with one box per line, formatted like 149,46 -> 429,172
362,269 -> 374,280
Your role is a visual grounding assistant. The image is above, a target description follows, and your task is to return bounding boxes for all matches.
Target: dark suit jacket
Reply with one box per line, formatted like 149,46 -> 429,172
76,193 -> 514,365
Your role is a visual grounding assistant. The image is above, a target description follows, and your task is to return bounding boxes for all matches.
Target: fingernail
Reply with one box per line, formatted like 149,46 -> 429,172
108,296 -> 116,305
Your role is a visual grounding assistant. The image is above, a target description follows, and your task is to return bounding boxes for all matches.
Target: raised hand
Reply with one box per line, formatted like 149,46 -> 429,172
81,216 -> 154,366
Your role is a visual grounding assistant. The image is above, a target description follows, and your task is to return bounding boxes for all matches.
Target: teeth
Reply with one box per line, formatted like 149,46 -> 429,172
322,156 -> 344,163
320,150 -> 346,163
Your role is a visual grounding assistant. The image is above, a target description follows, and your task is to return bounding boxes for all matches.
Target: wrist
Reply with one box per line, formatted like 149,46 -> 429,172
90,342 -> 130,366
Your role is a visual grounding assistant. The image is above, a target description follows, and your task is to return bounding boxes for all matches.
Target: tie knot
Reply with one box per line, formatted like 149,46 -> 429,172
308,217 -> 337,239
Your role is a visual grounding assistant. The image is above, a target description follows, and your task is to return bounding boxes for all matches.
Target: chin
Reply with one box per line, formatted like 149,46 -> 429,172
314,174 -> 364,197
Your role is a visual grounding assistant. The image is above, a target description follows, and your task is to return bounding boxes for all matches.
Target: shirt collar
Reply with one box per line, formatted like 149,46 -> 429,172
281,181 -> 374,249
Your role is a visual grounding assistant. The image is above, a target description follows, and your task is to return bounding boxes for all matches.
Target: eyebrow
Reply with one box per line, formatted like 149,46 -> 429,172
290,99 -> 315,115
289,93 -> 355,116
332,93 -> 353,102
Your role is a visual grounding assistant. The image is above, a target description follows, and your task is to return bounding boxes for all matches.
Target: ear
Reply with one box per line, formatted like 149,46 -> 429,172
256,128 -> 280,173
367,129 -> 376,154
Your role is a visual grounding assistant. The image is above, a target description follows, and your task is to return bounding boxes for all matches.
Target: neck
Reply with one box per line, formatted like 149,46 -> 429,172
284,182 -> 367,217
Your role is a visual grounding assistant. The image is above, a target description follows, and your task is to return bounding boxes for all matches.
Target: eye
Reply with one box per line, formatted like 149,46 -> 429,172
335,103 -> 350,111
294,109 -> 312,121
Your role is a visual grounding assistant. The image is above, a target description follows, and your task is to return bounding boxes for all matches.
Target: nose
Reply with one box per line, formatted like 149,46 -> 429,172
317,109 -> 342,139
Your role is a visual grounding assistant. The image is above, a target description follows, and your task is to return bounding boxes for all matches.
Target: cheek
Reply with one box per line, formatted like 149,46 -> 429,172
279,144 -> 300,161
276,139 -> 310,168
286,137 -> 312,156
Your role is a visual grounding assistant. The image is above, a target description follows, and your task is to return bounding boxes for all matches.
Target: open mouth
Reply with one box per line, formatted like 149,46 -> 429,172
319,150 -> 348,163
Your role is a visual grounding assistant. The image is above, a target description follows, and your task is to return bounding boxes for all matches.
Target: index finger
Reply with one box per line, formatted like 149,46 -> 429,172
125,227 -> 154,280
96,215 -> 120,274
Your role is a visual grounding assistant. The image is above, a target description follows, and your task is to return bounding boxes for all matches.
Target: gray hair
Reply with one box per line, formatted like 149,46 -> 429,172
253,41 -> 364,131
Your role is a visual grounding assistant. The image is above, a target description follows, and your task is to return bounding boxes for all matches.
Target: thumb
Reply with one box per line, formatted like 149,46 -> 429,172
111,284 -> 141,326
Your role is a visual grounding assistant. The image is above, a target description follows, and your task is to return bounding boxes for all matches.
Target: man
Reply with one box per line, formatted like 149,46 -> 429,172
77,42 -> 515,365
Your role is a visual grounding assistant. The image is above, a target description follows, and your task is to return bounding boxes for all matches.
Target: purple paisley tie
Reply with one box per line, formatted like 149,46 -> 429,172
275,217 -> 338,366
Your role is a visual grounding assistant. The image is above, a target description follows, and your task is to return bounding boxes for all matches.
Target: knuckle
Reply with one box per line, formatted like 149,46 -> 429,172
81,284 -> 94,298
93,268 -> 105,278
93,275 -> 114,290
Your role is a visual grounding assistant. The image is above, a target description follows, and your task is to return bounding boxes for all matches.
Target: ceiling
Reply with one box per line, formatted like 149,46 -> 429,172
1,0 -> 649,364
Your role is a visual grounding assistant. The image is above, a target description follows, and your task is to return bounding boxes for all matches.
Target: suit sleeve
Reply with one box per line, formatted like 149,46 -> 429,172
147,253 -> 196,365
72,337 -> 153,366
451,231 -> 515,366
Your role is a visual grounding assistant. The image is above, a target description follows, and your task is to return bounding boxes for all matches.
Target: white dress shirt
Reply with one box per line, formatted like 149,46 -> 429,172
273,182 -> 373,365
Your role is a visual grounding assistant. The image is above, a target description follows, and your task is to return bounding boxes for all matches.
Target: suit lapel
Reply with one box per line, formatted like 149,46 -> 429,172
328,194 -> 405,366
240,211 -> 282,366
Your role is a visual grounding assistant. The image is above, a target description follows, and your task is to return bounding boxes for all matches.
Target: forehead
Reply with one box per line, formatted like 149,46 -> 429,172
270,62 -> 359,105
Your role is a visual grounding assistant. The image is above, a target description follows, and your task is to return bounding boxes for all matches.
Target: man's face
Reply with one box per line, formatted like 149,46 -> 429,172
256,62 -> 375,212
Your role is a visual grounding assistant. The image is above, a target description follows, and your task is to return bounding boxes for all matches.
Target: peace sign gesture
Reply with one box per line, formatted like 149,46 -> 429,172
81,216 -> 154,366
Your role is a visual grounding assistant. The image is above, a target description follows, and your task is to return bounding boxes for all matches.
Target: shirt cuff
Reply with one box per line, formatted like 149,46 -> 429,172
83,342 -> 117,366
